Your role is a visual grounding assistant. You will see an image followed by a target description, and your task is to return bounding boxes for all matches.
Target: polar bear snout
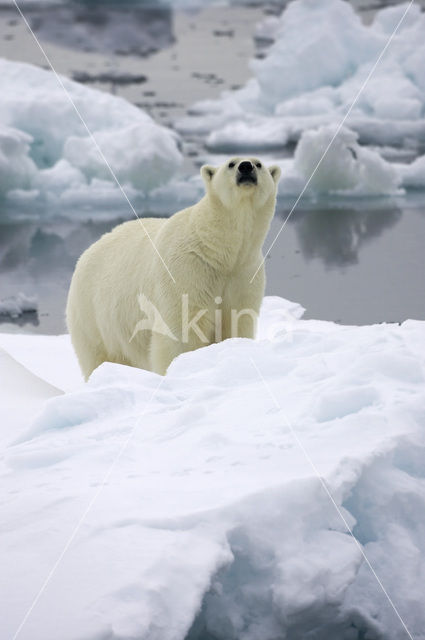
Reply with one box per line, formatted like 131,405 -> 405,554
239,161 -> 254,174
237,161 -> 257,186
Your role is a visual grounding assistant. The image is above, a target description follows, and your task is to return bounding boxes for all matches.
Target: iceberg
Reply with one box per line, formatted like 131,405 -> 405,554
0,59 -> 182,210
1,296 -> 425,639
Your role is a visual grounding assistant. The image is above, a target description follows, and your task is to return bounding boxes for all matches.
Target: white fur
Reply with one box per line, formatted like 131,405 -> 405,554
66,157 -> 281,378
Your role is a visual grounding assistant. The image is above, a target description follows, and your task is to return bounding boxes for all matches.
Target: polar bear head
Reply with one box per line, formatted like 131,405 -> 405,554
201,157 -> 281,209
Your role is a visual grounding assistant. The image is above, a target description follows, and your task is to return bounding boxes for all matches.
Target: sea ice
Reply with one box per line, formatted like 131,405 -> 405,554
177,0 -> 425,194
1,296 -> 425,639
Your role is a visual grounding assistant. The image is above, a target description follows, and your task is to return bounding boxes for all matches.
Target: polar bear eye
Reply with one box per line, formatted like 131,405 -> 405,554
255,162 -> 262,169
228,162 -> 235,169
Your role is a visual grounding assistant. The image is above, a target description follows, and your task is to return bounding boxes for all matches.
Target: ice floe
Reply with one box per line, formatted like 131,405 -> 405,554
1,296 -> 425,639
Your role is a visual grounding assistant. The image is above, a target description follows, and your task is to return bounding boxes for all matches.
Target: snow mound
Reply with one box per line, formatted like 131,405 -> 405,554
0,332 -> 82,392
0,347 -> 61,448
0,292 -> 38,318
1,296 -> 425,639
177,0 -> 425,193
0,59 -> 182,210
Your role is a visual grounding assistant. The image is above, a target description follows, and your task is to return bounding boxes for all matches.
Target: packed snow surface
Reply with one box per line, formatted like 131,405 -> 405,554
178,0 -> 425,196
0,59 -> 182,210
1,296 -> 425,639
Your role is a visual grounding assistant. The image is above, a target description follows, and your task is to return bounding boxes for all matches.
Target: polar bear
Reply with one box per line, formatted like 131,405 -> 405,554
66,157 -> 281,378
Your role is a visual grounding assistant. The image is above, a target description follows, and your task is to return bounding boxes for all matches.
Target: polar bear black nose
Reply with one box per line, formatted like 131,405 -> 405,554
238,161 -> 254,174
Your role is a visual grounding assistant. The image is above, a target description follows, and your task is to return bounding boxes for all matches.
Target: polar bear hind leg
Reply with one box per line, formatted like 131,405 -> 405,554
69,324 -> 107,381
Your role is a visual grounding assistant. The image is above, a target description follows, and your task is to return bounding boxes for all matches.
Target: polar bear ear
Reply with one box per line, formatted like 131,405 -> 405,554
268,165 -> 282,185
201,165 -> 216,184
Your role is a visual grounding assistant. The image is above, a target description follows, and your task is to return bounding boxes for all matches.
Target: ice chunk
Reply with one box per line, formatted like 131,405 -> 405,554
0,127 -> 37,197
291,125 -> 401,196
0,292 -> 38,319
63,123 -> 180,193
0,58 -> 182,208
252,0 -> 383,109
207,118 -> 290,153
395,155 -> 425,189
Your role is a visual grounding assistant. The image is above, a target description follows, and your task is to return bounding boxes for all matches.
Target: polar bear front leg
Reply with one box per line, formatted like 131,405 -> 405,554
229,308 -> 258,339
149,305 -> 217,374
223,266 -> 264,340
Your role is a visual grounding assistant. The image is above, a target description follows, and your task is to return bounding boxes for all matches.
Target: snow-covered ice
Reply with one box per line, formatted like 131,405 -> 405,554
1,296 -> 425,639
0,59 -> 182,210
177,0 -> 425,197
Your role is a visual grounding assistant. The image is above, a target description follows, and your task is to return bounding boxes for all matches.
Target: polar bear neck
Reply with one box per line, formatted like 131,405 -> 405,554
192,194 -> 275,272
